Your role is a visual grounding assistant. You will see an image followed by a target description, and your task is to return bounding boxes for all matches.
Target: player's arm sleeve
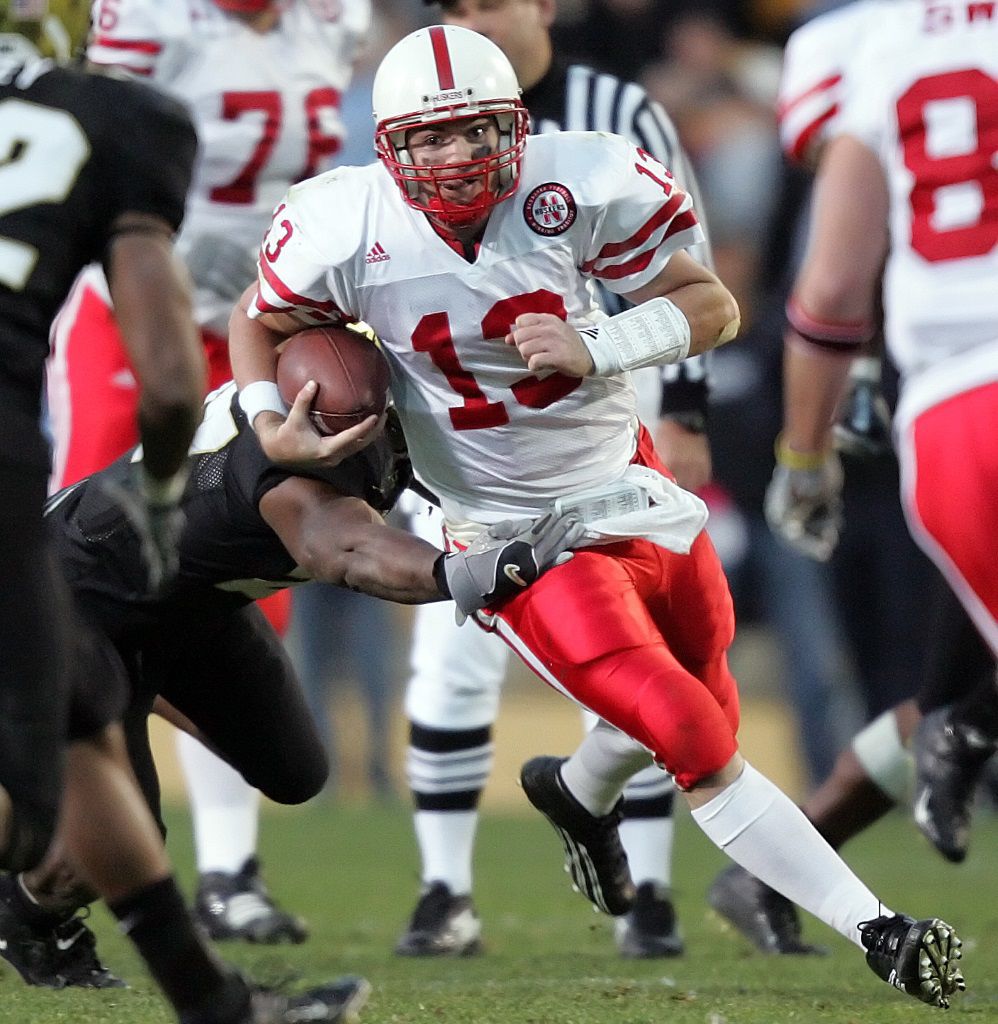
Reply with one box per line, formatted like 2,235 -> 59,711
579,137 -> 705,297
87,0 -> 177,77
777,13 -> 853,165
621,92 -> 713,420
249,188 -> 353,327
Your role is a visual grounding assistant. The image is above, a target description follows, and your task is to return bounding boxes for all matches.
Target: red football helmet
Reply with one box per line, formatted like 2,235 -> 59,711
212,0 -> 276,13
372,25 -> 528,227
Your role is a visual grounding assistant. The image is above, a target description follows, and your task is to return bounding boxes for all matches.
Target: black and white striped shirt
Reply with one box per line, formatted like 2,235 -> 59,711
523,59 -> 711,420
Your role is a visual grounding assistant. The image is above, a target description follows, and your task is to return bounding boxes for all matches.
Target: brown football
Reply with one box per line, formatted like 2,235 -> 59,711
277,325 -> 390,436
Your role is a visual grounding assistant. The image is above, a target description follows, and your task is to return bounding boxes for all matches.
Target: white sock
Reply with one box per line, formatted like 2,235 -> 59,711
177,731 -> 260,875
560,720 -> 655,816
691,762 -> 890,948
414,810 -> 478,896
620,816 -> 674,888
620,763 -> 675,886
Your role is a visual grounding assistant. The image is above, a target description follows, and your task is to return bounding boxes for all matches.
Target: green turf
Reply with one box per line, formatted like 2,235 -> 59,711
3,801 -> 995,1023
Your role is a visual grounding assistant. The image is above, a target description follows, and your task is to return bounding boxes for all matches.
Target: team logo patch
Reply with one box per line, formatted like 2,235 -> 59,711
523,183 -> 577,236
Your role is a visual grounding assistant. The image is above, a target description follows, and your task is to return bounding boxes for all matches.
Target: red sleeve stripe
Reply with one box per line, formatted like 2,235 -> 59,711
777,73 -> 842,119
787,105 -> 839,163
257,258 -> 343,317
90,35 -> 163,54
588,247 -> 655,281
580,190 -> 689,271
429,26 -> 455,91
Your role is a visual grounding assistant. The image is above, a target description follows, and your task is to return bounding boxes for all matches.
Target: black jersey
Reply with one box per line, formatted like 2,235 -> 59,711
49,383 -> 412,629
0,57 -> 196,400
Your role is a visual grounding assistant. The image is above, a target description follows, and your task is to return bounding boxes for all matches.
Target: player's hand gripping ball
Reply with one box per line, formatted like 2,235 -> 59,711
277,325 -> 390,435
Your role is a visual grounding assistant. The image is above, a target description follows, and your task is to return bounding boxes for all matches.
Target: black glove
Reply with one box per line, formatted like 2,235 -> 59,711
99,466 -> 187,595
435,511 -> 585,620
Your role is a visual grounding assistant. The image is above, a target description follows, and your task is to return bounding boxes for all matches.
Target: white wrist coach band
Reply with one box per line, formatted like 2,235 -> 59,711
579,296 -> 691,377
239,380 -> 288,427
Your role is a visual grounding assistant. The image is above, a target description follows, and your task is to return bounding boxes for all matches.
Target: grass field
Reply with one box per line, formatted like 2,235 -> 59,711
2,800 -> 995,1024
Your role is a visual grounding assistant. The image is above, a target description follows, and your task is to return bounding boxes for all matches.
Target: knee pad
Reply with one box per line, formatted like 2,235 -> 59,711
632,672 -> 737,792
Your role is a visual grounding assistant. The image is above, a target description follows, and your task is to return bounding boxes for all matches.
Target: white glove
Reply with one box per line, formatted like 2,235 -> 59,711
764,443 -> 843,562
437,511 -> 585,621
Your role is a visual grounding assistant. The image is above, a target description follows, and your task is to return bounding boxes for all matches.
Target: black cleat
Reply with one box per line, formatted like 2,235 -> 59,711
614,882 -> 683,958
196,857 -> 308,944
0,895 -> 125,989
520,756 -> 635,916
394,881 -> 482,957
708,863 -> 825,956
860,914 -> 965,1009
913,708 -> 998,863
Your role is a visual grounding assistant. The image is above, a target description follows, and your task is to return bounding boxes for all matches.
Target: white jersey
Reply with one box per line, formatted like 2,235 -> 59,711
253,132 -> 704,523
88,0 -> 370,329
838,0 -> 998,406
778,1 -> 881,164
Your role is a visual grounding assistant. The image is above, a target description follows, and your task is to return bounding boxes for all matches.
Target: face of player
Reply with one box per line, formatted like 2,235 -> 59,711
439,0 -> 555,90
405,116 -> 502,231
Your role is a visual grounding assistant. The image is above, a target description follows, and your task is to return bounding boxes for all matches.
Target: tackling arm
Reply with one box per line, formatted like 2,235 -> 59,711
260,477 -> 585,613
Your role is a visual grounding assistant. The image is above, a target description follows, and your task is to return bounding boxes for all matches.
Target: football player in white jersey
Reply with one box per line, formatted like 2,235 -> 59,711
230,24 -> 966,1007
770,0 -> 998,865
39,0 -> 370,950
393,0 -> 716,961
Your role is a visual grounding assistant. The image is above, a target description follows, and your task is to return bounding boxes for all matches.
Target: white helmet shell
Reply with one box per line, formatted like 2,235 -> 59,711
373,24 -> 521,132
372,25 -> 529,226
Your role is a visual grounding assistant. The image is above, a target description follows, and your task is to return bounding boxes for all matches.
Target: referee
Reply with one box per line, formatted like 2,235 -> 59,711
396,0 -> 716,962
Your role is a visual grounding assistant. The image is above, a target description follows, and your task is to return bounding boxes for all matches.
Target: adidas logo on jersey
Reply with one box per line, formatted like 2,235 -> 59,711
365,242 -> 390,264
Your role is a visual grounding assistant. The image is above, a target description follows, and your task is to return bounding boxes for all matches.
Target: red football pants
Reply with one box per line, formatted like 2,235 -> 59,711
901,381 -> 998,657
486,428 -> 739,790
47,272 -> 290,635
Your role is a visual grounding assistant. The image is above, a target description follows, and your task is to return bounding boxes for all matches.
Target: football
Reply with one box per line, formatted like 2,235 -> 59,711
277,325 -> 391,436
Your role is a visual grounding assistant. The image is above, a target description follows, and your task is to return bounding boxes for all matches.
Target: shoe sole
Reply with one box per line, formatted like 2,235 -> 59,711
394,937 -> 483,958
910,920 -> 965,1009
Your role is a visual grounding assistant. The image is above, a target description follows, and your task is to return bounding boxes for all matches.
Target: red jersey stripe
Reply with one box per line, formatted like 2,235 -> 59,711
580,191 -> 691,272
257,259 -> 343,317
90,35 -> 163,54
777,73 -> 842,119
788,105 -> 838,163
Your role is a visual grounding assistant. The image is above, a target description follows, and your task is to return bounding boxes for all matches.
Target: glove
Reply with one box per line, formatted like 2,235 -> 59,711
764,441 -> 843,562
437,511 -> 585,621
99,466 -> 188,595
184,233 -> 258,303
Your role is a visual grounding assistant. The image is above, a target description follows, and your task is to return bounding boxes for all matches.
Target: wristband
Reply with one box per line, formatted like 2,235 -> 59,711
239,380 -> 288,427
432,553 -> 452,599
774,434 -> 829,472
579,297 -> 691,377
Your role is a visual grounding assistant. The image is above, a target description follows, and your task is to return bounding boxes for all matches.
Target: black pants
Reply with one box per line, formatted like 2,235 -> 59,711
0,457 -> 70,868
120,603 -> 329,832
